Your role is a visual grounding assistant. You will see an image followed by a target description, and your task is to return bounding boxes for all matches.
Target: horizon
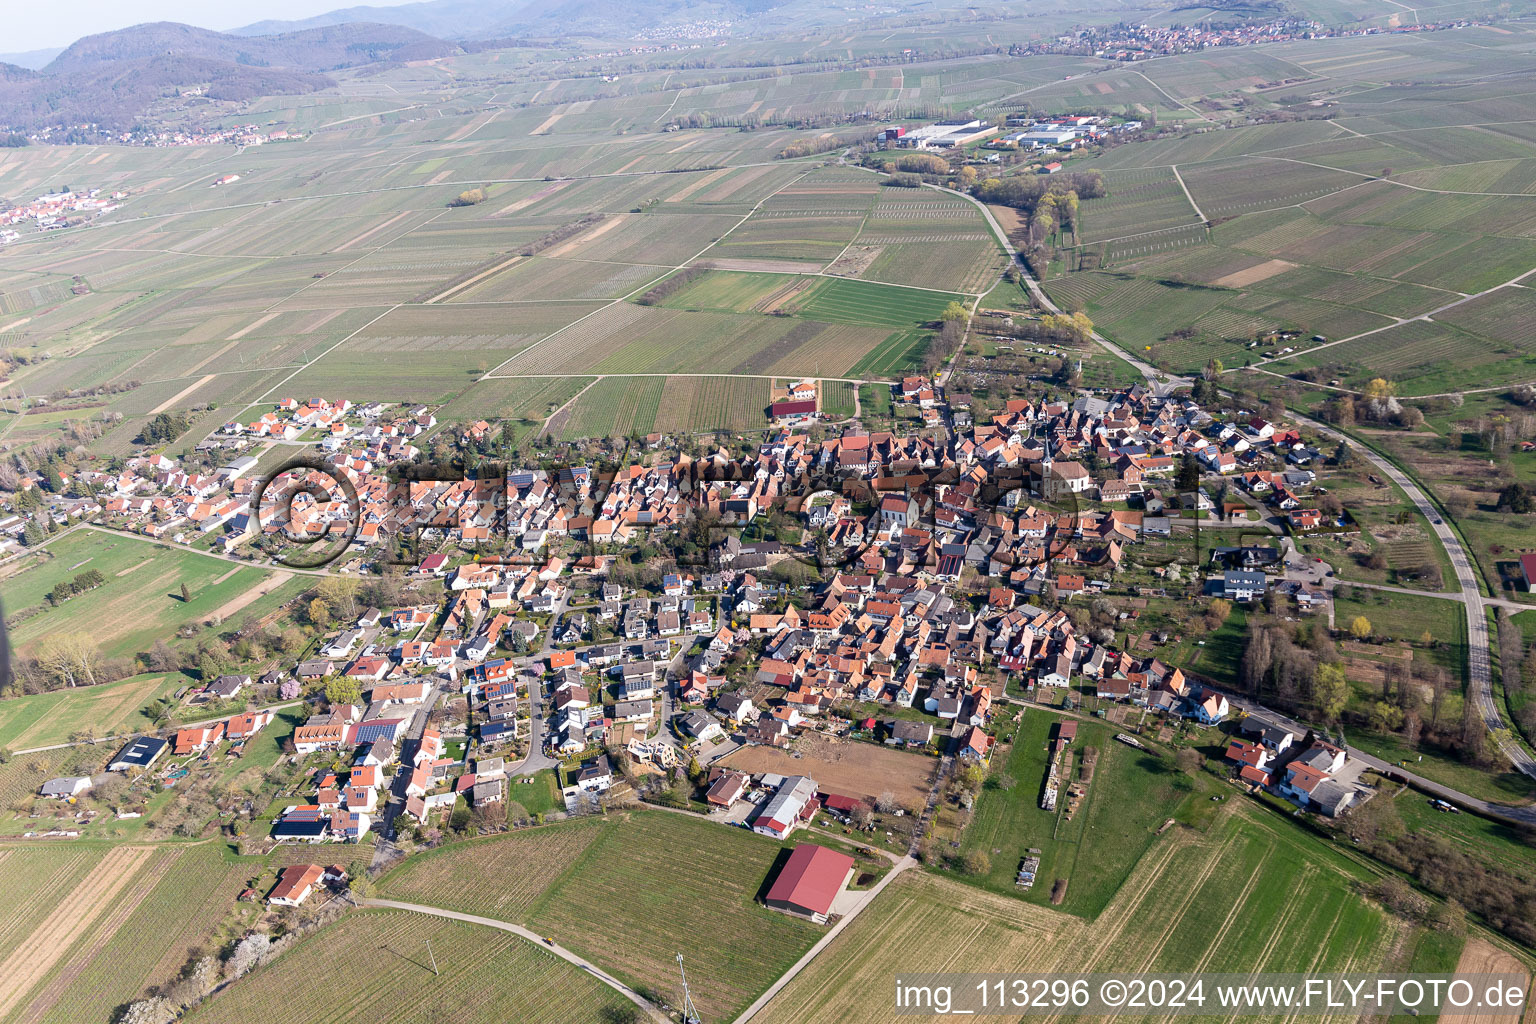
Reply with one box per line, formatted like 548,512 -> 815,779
6,0 -> 425,53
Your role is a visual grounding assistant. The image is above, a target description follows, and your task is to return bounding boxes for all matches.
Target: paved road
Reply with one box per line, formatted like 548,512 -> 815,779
361,898 -> 668,1023
730,855 -> 916,1024
1287,409 -> 1536,780
373,678 -> 446,865
934,184 -> 1192,397
1220,696 -> 1536,826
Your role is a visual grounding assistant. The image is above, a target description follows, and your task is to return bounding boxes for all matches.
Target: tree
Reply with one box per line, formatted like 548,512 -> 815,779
306,597 -> 331,628
1363,378 -> 1397,401
850,804 -> 874,829
348,874 -> 376,898
960,850 -> 991,876
875,791 -> 899,814
1315,662 -> 1350,721
1175,747 -> 1202,775
686,756 -> 703,782
227,933 -> 271,978
180,581 -> 191,603
37,631 -> 101,687
1349,616 -> 1373,640
1498,482 -> 1533,514
1369,700 -> 1404,733
1176,452 -> 1201,494
325,676 -> 362,708
940,301 -> 969,323
317,575 -> 361,620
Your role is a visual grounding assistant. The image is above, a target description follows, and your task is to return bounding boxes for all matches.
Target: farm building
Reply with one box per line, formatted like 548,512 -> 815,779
752,775 -> 818,839
770,399 -> 818,425
764,843 -> 856,924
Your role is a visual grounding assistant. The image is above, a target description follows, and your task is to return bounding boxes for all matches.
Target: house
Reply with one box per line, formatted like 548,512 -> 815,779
678,710 -> 725,744
1192,691 -> 1229,724
764,843 -> 856,925
1521,552 -> 1536,593
108,736 -> 167,772
174,723 -> 225,754
1224,739 -> 1274,785
958,725 -> 993,761
716,693 -> 755,724
39,776 -> 93,799
1222,571 -> 1267,602
268,863 -> 326,906
771,399 -> 819,425
205,674 -> 250,700
573,755 -> 615,793
613,699 -> 653,723
1239,716 -> 1297,754
706,770 -> 748,808
752,775 -> 817,839
226,710 -> 275,741
885,719 -> 934,748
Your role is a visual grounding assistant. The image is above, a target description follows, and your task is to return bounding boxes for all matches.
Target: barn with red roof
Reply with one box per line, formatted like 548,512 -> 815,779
764,843 -> 856,924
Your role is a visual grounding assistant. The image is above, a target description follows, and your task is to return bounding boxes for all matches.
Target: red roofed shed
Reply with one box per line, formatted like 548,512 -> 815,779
764,843 -> 856,924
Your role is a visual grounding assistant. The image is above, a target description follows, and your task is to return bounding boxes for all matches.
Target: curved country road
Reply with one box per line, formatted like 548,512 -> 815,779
361,898 -> 668,1023
1286,409 -> 1536,782
949,176 -> 1534,784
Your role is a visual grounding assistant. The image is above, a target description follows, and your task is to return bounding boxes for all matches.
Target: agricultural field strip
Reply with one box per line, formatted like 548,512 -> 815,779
1256,268 -> 1536,372
2,209 -> 442,401
481,170 -> 813,378
0,160 -> 796,258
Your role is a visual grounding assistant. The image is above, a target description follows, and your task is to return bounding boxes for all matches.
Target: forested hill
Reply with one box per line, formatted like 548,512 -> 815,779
46,22 -> 458,74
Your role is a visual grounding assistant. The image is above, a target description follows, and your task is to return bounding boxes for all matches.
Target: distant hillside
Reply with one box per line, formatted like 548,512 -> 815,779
0,55 -> 332,131
234,1 -> 544,40
47,21 -> 460,75
233,0 -> 807,40
0,47 -> 64,71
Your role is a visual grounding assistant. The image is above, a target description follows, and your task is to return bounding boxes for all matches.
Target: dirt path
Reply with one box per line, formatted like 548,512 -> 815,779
543,214 -> 627,259
115,558 -> 152,577
207,570 -> 293,622
362,898 -> 668,1022
0,846 -> 155,1019
147,374 -> 216,416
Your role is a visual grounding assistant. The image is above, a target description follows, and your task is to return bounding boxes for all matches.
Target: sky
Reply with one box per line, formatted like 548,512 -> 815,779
9,0 -> 420,53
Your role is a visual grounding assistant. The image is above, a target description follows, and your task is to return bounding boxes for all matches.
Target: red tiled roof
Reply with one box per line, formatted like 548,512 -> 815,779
765,844 -> 855,917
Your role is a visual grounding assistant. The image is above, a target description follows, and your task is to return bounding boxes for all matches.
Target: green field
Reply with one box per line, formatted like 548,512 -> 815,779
756,800 -> 1457,1024
959,710 -> 1212,917
4,531 -> 297,660
380,811 -> 823,1020
0,841 -> 262,1024
0,672 -> 186,751
183,909 -> 631,1024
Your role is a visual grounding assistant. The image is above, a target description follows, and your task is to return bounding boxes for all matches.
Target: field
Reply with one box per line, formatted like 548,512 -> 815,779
0,841 -> 254,1024
378,810 -> 821,1020
754,803 -> 1463,1024
720,739 -> 935,810
958,710 -> 1208,917
2,530 -> 295,660
183,909 -> 630,1024
0,673 -> 186,751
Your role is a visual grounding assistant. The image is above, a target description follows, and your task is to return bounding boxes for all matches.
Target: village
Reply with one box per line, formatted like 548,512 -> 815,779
0,187 -> 127,243
15,367 -> 1390,906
